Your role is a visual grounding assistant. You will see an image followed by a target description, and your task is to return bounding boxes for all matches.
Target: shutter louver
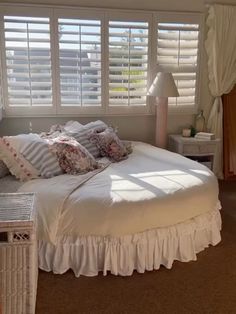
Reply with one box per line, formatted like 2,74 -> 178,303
109,21 -> 148,106
157,22 -> 199,107
4,16 -> 52,107
58,18 -> 101,107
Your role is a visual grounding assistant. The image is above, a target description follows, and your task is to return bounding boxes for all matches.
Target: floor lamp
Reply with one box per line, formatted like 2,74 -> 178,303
148,72 -> 179,149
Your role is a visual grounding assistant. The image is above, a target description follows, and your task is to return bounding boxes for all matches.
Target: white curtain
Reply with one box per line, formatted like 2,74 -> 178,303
205,4 -> 236,178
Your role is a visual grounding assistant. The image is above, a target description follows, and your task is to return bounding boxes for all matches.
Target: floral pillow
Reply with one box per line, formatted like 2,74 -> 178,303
41,120 -> 108,159
122,140 -> 133,155
89,127 -> 128,162
48,135 -> 99,175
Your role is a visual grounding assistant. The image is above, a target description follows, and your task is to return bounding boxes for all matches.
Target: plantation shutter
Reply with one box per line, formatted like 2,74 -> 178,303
108,20 -> 149,106
157,19 -> 200,107
0,57 -> 3,113
4,16 -> 52,107
58,18 -> 101,107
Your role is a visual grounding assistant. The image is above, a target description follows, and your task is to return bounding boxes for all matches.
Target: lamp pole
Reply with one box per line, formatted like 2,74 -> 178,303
148,72 -> 179,149
155,97 -> 168,148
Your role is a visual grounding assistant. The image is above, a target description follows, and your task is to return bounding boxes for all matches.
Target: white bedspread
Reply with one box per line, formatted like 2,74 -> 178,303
18,142 -> 220,245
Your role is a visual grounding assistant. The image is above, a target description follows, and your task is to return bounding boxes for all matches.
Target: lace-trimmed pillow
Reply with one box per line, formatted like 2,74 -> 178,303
0,160 -> 9,178
48,135 -> 100,174
89,127 -> 128,162
0,137 -> 39,181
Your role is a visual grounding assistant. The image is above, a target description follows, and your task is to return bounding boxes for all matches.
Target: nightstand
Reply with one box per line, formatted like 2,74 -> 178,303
168,134 -> 220,170
0,193 -> 37,314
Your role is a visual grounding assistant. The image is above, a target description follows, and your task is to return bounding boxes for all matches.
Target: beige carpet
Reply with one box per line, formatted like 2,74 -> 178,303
36,180 -> 236,314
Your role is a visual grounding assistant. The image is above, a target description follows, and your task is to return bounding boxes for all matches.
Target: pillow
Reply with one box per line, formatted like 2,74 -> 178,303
49,124 -> 65,133
40,121 -> 83,139
20,139 -> 63,178
89,127 -> 128,162
122,141 -> 133,155
4,133 -> 40,151
0,136 -> 40,181
0,160 -> 9,178
48,135 -> 99,175
40,126 -> 62,139
65,120 -> 108,158
63,120 -> 83,133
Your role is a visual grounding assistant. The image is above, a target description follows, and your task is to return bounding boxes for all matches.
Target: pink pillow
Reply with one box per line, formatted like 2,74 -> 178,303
89,127 -> 128,162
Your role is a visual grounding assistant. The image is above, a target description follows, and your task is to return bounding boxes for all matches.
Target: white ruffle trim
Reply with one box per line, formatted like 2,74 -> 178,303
38,207 -> 222,277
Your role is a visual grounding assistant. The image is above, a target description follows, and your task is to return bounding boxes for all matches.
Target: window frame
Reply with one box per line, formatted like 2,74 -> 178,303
0,4 -> 203,117
0,6 -> 57,116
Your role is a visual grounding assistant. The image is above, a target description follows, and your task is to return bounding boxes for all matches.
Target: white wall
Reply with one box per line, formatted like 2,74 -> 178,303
0,0 -> 235,142
0,114 -> 195,142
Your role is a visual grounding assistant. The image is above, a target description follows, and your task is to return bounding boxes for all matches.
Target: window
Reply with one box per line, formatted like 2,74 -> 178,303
0,55 -> 3,110
108,20 -> 149,107
58,18 -> 101,107
156,14 -> 201,112
4,16 -> 53,108
0,6 -> 202,116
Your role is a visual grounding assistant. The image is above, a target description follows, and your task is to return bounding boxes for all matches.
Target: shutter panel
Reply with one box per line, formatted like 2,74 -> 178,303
109,21 -> 149,106
0,56 -> 3,111
58,18 -> 101,107
4,16 -> 52,107
157,22 -> 199,107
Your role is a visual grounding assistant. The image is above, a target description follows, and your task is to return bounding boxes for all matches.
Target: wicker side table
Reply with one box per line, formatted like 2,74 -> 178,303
0,193 -> 37,314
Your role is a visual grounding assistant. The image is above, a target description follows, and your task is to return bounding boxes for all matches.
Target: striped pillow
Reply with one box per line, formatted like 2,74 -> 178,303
20,140 -> 63,178
66,120 -> 107,158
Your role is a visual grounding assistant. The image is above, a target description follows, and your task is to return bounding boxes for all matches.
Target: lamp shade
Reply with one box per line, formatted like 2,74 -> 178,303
148,72 -> 179,97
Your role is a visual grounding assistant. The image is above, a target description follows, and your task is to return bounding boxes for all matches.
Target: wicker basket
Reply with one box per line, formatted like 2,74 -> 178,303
0,193 -> 37,314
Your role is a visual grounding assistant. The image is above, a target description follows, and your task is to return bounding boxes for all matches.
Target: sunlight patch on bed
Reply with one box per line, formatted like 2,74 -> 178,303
130,170 -> 204,189
131,170 -> 186,177
109,174 -> 157,201
190,169 -> 211,176
109,171 -> 201,202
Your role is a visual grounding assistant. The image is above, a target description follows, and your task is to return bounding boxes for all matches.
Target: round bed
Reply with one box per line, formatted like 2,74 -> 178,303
18,142 -> 222,277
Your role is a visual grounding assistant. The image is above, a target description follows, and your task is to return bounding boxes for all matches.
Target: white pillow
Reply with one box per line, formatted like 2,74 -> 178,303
64,120 -> 83,133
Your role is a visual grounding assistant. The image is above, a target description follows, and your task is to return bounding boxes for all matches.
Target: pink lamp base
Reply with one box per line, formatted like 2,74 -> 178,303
155,97 -> 168,149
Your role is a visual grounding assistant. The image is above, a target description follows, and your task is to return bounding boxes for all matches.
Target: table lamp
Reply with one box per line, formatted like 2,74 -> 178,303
148,72 -> 179,148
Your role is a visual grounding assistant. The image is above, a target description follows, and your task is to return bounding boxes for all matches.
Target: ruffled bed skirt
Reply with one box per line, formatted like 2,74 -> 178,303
38,207 -> 222,277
